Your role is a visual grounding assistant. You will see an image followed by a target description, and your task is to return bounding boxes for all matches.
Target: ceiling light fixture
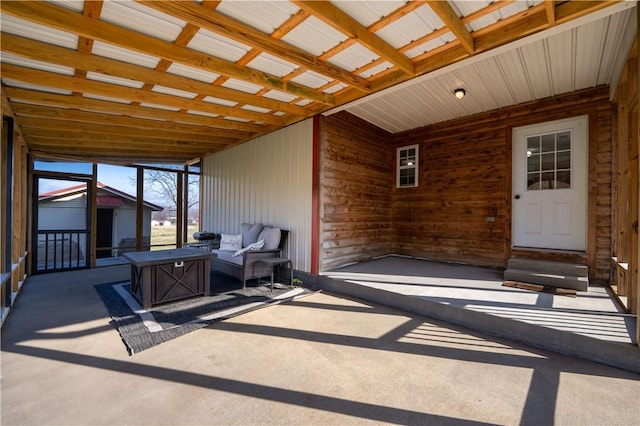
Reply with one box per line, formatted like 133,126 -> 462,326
454,88 -> 466,99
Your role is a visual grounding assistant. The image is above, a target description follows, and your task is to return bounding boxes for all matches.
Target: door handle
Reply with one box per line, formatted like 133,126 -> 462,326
514,194 -> 521,199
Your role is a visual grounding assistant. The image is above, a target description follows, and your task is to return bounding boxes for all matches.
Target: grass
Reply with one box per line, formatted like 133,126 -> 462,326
150,224 -> 199,250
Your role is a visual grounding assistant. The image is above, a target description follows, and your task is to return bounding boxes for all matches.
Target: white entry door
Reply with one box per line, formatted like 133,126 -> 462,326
512,115 -> 588,251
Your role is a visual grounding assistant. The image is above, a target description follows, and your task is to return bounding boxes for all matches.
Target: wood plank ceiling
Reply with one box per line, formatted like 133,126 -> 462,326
0,0 -> 625,165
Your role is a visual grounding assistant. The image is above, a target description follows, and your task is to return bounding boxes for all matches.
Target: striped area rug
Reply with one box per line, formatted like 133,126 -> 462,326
95,274 -> 309,355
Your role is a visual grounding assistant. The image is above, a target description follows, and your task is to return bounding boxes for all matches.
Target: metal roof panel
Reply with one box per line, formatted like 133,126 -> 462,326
166,63 -> 219,83
99,1 -> 185,42
290,70 -> 332,89
377,5 -> 445,49
217,0 -> 300,35
281,16 -> 348,57
332,1 -> 405,28
1,52 -> 75,76
86,71 -> 145,89
328,43 -> 380,72
188,29 -> 251,63
91,41 -> 161,69
248,53 -> 299,78
221,78 -> 263,94
151,85 -> 198,99
0,14 -> 79,49
3,79 -> 72,96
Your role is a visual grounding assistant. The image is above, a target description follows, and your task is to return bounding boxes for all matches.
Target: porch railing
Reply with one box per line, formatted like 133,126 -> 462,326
36,230 -> 88,273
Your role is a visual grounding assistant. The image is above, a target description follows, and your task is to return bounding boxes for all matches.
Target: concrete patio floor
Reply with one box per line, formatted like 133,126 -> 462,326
1,263 -> 639,425
320,255 -> 640,372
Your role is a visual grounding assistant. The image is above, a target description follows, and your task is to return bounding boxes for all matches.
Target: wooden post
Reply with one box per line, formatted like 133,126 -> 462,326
136,167 -> 144,251
90,164 -> 98,267
176,171 -> 183,248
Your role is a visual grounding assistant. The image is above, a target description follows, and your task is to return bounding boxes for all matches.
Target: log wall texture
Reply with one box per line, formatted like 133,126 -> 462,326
392,86 -> 613,277
319,86 -> 614,280
320,113 -> 394,271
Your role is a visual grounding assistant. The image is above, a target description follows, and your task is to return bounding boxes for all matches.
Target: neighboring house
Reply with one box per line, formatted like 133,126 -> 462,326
38,183 -> 163,260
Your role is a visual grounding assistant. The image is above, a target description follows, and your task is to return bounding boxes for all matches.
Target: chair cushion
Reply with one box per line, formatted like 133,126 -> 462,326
241,223 -> 264,248
213,249 -> 243,266
219,234 -> 242,251
258,226 -> 281,250
233,239 -> 265,257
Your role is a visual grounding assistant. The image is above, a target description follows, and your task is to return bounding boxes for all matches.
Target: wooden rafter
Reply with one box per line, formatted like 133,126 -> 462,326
1,33 -> 310,117
3,87 -> 271,133
0,0 -> 336,105
426,0 -> 474,54
545,0 -> 557,26
293,0 -> 415,75
1,64 -> 290,126
138,0 -> 371,92
10,104 -> 251,139
0,0 -> 625,163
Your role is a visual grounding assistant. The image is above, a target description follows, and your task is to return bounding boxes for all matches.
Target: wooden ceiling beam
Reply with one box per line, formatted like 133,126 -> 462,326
1,33 -> 310,118
28,148 -> 200,163
1,64 -> 289,126
23,133 -> 228,151
545,0 -> 557,26
26,142 -> 206,158
426,1 -> 474,54
138,0 -> 371,92
0,0 -> 336,105
10,104 -> 250,138
16,117 -> 239,144
3,87 -> 272,133
293,0 -> 415,75
335,0 -> 619,106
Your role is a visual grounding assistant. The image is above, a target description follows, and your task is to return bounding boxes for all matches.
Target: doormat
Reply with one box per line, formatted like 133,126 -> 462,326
503,280 -> 577,297
95,274 -> 310,355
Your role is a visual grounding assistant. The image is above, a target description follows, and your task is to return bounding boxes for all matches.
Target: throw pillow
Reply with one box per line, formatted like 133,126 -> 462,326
257,226 -> 281,250
219,233 -> 242,251
241,223 -> 264,248
233,239 -> 265,257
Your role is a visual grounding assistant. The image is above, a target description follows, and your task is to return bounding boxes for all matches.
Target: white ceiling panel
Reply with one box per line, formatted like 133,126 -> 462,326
248,53 -> 299,78
291,71 -> 333,89
4,79 -> 72,96
100,1 -> 185,42
332,1 -> 405,28
46,0 -> 84,13
91,41 -> 161,69
493,50 -> 535,105
202,97 -> 238,107
328,43 -> 380,72
187,29 -> 251,63
1,52 -> 75,76
221,78 -> 262,94
86,72 -> 145,89
518,42 -> 552,100
281,16 -> 348,56
151,85 -> 198,99
0,14 -> 79,49
166,63 -> 219,83
404,32 -> 457,59
546,32 -> 575,95
82,93 -> 131,104
467,60 -> 513,109
217,0 -> 300,35
378,5 -> 445,49
334,5 -> 636,134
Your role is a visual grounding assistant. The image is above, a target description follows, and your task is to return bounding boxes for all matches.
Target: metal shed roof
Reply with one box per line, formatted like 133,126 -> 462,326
0,0 -> 637,164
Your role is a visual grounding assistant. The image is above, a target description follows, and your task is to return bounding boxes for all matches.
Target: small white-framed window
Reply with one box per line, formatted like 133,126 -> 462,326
397,144 -> 418,188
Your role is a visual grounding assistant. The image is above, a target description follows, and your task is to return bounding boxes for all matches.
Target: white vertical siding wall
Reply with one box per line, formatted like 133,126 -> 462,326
201,119 -> 313,272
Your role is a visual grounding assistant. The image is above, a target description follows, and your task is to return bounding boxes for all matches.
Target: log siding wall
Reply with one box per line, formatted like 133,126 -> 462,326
320,113 -> 394,271
320,86 -> 614,280
393,86 -> 613,278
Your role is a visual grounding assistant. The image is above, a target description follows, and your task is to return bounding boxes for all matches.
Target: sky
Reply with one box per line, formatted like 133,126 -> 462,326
36,161 -> 138,195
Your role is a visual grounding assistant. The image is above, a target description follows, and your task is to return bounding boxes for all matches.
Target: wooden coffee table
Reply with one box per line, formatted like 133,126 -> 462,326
123,248 -> 211,309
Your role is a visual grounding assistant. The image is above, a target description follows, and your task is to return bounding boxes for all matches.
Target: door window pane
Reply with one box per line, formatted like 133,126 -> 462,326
526,130 -> 571,191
